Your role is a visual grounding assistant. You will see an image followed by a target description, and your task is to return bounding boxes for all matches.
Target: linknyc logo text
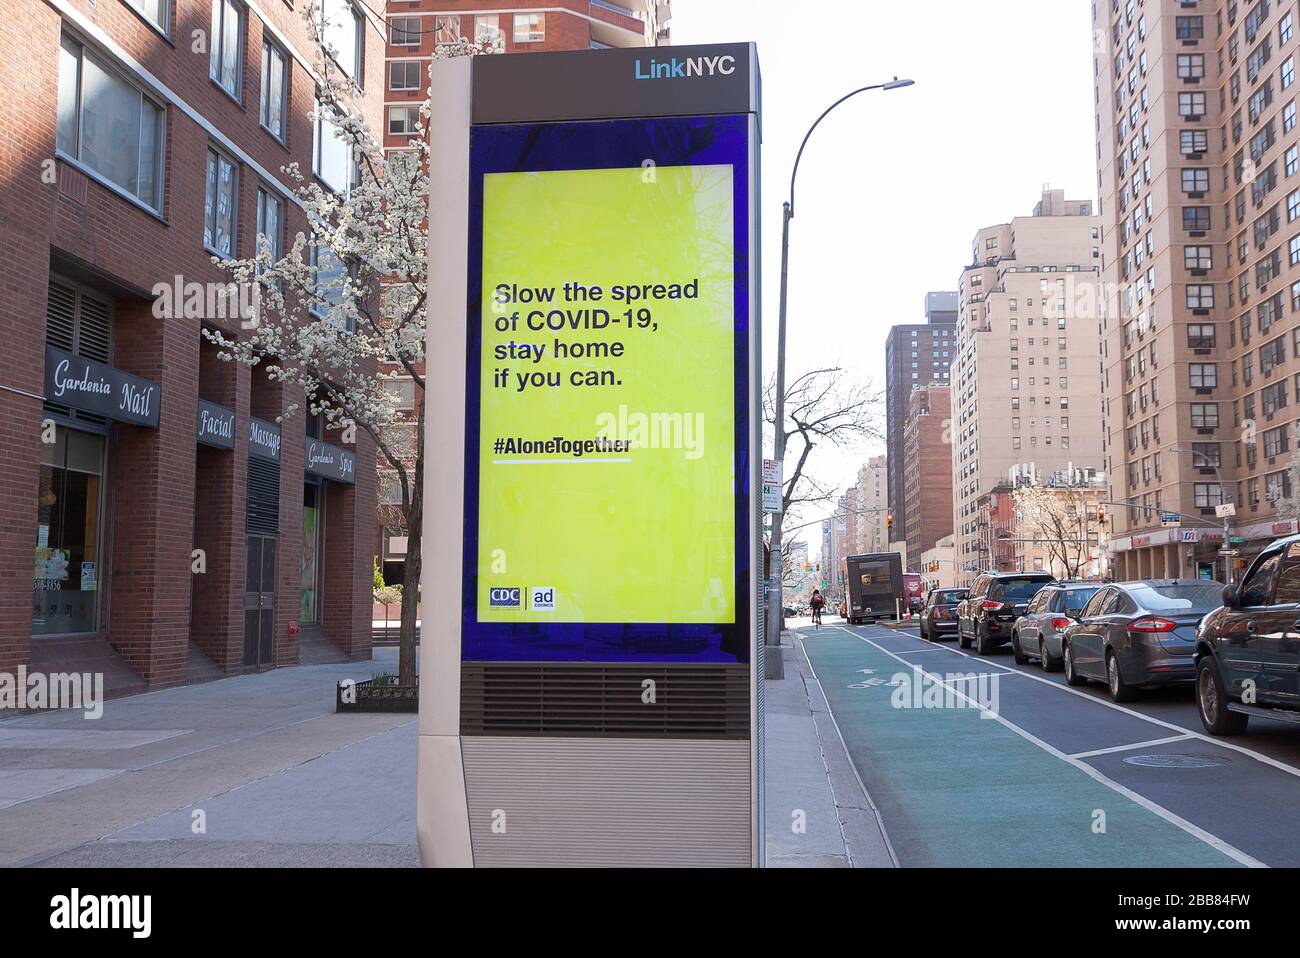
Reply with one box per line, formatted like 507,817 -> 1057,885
634,54 -> 737,80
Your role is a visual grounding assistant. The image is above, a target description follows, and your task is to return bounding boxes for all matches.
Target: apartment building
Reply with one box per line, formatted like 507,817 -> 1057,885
902,384 -> 954,564
0,0 -> 385,693
375,0 -> 670,583
883,291 -> 958,546
1094,0 -> 1300,580
973,472 -> 1107,579
951,190 -> 1106,585
854,455 -> 890,554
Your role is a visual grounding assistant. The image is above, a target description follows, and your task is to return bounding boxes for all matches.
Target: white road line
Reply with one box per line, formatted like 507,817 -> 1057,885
833,627 -> 1266,869
895,625 -> 1300,782
1070,734 -> 1196,759
794,635 -> 901,868
892,648 -> 951,655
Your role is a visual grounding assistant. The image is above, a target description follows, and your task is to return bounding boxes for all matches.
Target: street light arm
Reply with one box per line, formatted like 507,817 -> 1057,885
788,78 -> 914,216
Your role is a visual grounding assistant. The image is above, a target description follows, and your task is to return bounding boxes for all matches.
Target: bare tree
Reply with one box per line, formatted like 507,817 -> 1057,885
762,367 -> 883,579
1011,483 -> 1096,579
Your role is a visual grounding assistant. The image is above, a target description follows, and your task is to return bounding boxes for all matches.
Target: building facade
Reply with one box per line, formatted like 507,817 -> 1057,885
1,0 -> 383,695
375,0 -> 670,582
1093,0 -> 1300,581
951,190 -> 1107,585
884,291 -> 957,547
902,384 -> 954,563
854,454 -> 890,554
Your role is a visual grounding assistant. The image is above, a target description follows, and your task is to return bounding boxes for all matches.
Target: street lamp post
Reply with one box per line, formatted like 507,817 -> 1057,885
767,78 -> 914,671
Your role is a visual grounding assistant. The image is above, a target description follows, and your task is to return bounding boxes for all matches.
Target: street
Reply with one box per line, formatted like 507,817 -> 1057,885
791,616 -> 1300,868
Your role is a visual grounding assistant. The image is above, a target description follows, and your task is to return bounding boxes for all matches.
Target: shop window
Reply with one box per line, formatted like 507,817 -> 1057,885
34,426 -> 106,636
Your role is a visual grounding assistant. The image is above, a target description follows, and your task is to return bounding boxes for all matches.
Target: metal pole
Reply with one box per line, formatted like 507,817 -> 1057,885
767,202 -> 792,655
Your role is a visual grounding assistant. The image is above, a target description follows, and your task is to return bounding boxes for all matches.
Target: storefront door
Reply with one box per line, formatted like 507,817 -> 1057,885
243,534 -> 277,668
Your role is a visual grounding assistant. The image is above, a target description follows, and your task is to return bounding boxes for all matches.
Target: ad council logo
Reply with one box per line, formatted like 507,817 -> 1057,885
489,587 -> 521,608
530,587 -> 556,611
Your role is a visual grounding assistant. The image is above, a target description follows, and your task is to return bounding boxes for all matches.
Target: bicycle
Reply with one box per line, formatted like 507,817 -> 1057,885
811,607 -> 823,629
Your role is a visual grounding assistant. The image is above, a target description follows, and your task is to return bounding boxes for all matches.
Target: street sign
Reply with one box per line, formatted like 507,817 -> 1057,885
1160,512 -> 1181,527
1230,536 -> 1244,544
762,458 -> 782,514
1216,502 -> 1237,518
1218,549 -> 1240,557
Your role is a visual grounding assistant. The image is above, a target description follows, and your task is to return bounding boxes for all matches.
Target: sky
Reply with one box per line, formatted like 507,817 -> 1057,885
672,0 -> 1100,554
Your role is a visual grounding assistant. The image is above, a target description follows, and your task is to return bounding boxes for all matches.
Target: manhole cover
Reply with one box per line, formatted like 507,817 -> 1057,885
1122,753 -> 1230,769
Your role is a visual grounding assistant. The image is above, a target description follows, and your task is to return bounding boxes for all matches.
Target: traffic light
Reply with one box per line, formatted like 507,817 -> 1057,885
1097,505 -> 1106,526
886,511 -> 894,534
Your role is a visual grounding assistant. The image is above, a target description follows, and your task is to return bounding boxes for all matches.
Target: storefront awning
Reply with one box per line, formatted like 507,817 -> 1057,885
305,438 -> 356,484
197,399 -> 235,449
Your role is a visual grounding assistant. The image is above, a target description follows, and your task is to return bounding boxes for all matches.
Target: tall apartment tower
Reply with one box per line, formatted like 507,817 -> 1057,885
1094,0 -> 1300,580
884,291 -> 959,546
903,384 -> 954,564
854,455 -> 890,554
951,190 -> 1107,584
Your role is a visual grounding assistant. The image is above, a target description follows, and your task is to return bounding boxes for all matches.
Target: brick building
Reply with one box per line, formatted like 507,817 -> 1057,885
902,384 -> 954,564
883,291 -> 957,548
375,0 -> 671,583
0,0 -> 384,696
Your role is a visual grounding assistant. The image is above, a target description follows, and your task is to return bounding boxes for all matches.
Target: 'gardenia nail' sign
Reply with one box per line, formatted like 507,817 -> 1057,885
44,345 -> 160,428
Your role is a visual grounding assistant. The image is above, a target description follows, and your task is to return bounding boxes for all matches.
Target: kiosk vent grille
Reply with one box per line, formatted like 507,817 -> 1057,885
461,663 -> 749,739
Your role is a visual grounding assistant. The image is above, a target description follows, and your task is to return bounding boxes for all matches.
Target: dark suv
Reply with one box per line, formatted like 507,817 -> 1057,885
920,587 -> 968,642
1195,535 -> 1300,735
957,571 -> 1056,655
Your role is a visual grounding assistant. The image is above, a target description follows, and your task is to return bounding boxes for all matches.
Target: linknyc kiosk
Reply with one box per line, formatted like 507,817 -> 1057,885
418,42 -> 762,867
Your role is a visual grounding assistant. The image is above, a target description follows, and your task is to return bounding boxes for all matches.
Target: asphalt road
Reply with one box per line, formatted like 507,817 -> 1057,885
794,616 -> 1300,868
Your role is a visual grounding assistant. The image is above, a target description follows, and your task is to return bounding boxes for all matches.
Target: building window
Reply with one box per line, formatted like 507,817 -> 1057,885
310,241 -> 354,329
1178,91 -> 1207,117
1187,284 -> 1215,309
1184,245 -> 1213,270
383,378 -> 416,411
209,0 -> 244,100
1181,168 -> 1210,194
313,96 -> 355,192
256,187 -> 283,263
475,14 -> 504,48
1189,363 -> 1217,388
388,61 -> 421,91
1183,207 -> 1211,231
513,12 -> 545,43
389,16 -> 421,46
35,425 -> 107,636
436,16 -> 461,48
260,41 -> 287,141
57,34 -> 165,212
1177,53 -> 1205,79
125,0 -> 169,33
387,105 -> 420,137
319,0 -> 362,80
1181,129 -> 1209,155
204,146 -> 238,257
1194,483 -> 1225,508
1191,403 -> 1220,428
1176,16 -> 1204,40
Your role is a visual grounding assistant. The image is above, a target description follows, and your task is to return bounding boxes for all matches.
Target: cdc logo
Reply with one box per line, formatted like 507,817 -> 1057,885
489,587 -> 521,608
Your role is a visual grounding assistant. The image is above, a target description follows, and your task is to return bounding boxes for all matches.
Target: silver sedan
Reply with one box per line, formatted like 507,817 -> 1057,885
1011,583 -> 1102,671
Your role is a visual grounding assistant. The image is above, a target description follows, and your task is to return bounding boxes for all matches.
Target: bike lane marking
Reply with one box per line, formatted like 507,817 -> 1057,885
801,627 -> 1253,867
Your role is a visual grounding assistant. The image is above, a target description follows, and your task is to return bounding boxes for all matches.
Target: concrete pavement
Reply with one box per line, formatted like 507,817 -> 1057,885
3,628 -> 899,868
0,649 -> 417,868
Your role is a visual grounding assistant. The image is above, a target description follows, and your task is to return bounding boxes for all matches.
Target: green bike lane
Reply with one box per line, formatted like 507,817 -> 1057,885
800,627 -> 1245,868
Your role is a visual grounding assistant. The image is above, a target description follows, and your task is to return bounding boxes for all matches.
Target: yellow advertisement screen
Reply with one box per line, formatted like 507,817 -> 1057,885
476,164 -> 736,625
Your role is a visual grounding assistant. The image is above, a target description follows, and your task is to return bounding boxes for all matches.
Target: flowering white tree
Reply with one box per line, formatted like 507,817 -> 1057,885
207,4 -> 498,685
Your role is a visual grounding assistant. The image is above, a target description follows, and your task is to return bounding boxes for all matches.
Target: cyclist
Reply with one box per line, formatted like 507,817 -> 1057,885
809,589 -> 825,627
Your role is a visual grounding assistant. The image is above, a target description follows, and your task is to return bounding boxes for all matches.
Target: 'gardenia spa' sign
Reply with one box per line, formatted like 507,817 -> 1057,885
44,346 -> 160,428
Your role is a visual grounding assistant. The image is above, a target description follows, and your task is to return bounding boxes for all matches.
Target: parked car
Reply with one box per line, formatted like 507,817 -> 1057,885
1011,581 -> 1102,671
1062,579 -> 1223,702
920,587 -> 968,642
957,571 -> 1056,655
1195,536 -> 1300,735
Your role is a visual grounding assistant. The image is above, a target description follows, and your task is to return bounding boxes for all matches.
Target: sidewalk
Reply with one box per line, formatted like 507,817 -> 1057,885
0,649 -> 417,868
4,630 -> 895,868
763,630 -> 897,868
